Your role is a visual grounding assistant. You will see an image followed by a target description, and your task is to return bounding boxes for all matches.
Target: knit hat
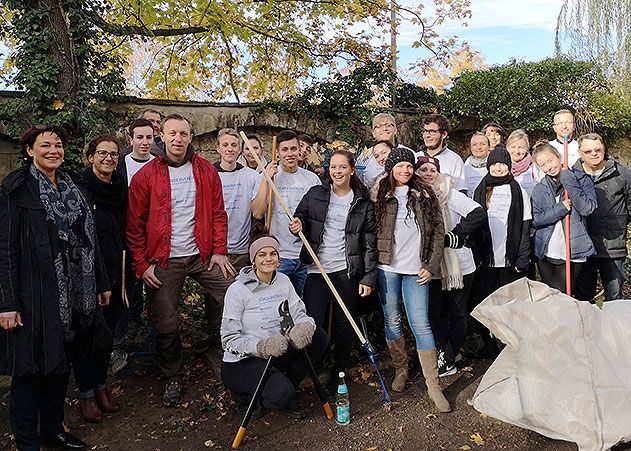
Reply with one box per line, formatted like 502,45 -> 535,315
416,155 -> 441,173
487,145 -> 512,170
384,147 -> 416,174
249,236 -> 280,263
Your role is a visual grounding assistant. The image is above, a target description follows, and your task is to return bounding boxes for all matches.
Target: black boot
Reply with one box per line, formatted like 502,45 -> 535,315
41,431 -> 87,450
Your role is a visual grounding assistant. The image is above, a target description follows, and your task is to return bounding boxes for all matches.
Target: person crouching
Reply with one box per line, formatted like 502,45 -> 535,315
220,236 -> 328,420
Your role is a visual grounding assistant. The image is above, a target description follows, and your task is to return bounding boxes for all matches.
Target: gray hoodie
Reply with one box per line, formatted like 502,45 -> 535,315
221,266 -> 315,363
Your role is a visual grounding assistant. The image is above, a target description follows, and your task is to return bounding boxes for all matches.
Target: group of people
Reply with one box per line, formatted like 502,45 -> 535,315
0,106 -> 629,450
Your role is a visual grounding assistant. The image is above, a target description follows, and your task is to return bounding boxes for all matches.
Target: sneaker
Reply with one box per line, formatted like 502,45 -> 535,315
109,349 -> 128,375
437,350 -> 457,378
162,381 -> 182,407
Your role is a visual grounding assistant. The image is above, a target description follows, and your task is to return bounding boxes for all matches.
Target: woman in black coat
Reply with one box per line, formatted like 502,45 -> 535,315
0,125 -> 110,451
70,135 -> 127,423
290,149 -> 378,388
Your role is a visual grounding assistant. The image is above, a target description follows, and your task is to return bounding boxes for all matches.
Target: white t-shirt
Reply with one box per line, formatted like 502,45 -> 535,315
125,153 -> 154,186
545,194 -> 586,263
464,157 -> 487,198
487,184 -> 532,267
549,139 -> 580,167
417,147 -> 467,192
514,166 -> 538,197
270,167 -> 321,260
378,186 -> 422,275
447,189 -> 480,275
309,190 -> 353,274
217,165 -> 262,254
169,162 -> 199,258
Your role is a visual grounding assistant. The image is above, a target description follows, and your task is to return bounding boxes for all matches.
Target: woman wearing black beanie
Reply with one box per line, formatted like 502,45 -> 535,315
469,145 -> 532,358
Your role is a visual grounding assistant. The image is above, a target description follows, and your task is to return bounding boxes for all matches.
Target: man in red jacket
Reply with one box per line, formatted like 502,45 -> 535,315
127,113 -> 234,407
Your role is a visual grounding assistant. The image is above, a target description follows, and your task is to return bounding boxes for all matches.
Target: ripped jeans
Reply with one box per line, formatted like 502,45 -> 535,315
377,269 -> 435,351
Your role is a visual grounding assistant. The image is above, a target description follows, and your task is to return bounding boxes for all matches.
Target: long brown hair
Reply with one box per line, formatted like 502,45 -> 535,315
375,170 -> 440,231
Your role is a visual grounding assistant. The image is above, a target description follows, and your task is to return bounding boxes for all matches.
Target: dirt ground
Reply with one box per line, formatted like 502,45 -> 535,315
0,338 -> 594,451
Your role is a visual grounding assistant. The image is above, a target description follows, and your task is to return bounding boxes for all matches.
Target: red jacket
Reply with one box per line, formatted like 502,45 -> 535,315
126,152 -> 228,278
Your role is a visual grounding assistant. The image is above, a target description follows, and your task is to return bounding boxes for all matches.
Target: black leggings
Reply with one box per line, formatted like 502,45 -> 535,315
221,327 -> 328,409
538,258 -> 583,295
428,273 -> 474,362
302,270 -> 359,374
10,372 -> 70,451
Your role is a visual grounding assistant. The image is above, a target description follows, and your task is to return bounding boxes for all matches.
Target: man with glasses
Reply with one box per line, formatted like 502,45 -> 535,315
549,109 -> 580,167
360,113 -> 413,189
417,113 -> 467,193
573,133 -> 631,302
127,114 -> 233,407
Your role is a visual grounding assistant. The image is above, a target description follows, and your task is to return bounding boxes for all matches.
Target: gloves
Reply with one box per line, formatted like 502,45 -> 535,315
287,322 -> 315,350
444,231 -> 460,249
256,334 -> 288,358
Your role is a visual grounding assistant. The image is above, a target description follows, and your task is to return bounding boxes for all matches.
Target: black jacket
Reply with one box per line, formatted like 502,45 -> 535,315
0,165 -> 109,377
293,182 -> 378,287
573,156 -> 631,258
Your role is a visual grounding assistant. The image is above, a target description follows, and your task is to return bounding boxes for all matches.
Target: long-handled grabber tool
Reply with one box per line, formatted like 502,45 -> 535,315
278,300 -> 334,420
240,131 -> 392,406
563,135 -> 572,296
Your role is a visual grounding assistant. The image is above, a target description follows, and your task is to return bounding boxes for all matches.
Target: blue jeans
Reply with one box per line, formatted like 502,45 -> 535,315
377,269 -> 435,350
278,258 -> 308,297
575,257 -> 625,302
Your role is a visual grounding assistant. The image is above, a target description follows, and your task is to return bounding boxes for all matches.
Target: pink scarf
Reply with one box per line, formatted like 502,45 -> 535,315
511,153 -> 533,177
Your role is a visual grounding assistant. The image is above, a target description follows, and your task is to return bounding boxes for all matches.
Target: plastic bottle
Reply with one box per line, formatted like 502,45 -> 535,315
335,371 -> 350,426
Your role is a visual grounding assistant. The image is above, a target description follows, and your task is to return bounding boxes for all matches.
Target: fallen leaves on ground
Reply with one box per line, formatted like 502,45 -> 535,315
470,433 -> 485,445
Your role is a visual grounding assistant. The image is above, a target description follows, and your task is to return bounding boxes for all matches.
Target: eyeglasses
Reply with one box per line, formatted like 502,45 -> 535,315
423,129 -> 442,135
95,150 -> 120,160
581,148 -> 604,155
554,121 -> 575,126
374,123 -> 395,130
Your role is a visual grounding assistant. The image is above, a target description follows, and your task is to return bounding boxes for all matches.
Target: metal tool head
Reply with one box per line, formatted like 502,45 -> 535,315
278,299 -> 294,336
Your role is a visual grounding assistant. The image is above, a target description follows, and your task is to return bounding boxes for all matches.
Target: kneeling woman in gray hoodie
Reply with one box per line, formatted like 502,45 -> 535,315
221,236 -> 328,419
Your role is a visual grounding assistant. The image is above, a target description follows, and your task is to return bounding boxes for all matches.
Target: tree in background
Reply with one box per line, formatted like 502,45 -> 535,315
556,0 -> 631,95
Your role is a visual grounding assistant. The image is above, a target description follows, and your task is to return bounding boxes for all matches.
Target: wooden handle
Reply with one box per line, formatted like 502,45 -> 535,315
265,136 -> 278,231
231,427 -> 246,449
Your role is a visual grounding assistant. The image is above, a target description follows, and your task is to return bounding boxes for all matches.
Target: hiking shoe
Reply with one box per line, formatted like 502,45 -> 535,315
109,349 -> 128,375
162,381 -> 182,407
284,401 -> 308,420
437,350 -> 457,378
234,394 -> 266,421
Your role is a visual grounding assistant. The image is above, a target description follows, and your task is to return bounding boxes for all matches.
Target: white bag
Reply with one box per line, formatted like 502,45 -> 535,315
470,278 -> 631,451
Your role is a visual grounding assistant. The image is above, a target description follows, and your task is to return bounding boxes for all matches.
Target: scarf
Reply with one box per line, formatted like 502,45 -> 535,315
511,153 -> 533,177
473,172 -> 524,268
31,165 -> 97,336
82,168 -> 127,212
467,155 -> 488,169
433,175 -> 463,290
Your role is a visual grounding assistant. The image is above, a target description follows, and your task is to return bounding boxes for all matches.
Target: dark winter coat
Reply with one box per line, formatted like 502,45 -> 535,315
572,157 -> 631,258
293,182 -> 378,287
0,165 -> 109,377
531,169 -> 597,260
375,188 -> 445,276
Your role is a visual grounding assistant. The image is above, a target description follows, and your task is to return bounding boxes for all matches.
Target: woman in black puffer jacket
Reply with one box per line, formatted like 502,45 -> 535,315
290,149 -> 377,387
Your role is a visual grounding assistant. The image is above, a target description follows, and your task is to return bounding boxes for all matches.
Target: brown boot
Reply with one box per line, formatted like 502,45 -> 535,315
418,349 -> 452,413
78,397 -> 103,423
386,337 -> 408,392
95,389 -> 121,413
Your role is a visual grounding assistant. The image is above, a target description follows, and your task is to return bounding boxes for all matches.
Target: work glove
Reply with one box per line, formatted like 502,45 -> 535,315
256,334 -> 288,358
287,322 -> 315,350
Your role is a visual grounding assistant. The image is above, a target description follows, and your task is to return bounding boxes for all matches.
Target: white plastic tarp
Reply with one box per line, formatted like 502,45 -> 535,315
470,278 -> 631,451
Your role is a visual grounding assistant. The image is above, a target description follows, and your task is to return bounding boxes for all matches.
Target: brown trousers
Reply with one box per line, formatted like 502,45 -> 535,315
152,255 -> 234,378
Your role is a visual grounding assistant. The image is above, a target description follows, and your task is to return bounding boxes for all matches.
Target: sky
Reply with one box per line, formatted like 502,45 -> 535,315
396,0 -> 567,70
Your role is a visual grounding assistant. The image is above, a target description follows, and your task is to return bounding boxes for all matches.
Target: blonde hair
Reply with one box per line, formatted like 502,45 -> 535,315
372,113 -> 396,129
506,129 -> 530,149
218,128 -> 240,145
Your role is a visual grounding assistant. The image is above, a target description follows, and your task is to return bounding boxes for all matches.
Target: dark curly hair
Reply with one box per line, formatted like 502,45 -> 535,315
374,170 -> 440,232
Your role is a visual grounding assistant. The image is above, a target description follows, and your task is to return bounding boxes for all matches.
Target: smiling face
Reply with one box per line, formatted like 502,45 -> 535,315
372,119 -> 397,142
89,140 -> 120,181
552,112 -> 575,141
27,131 -> 64,177
534,150 -> 562,178
507,138 -> 529,163
161,118 -> 192,163
422,122 -> 447,151
218,133 -> 240,165
579,138 -> 606,171
329,153 -> 354,190
392,161 -> 414,186
243,138 -> 262,167
373,143 -> 392,167
298,140 -> 312,164
418,163 -> 439,185
489,162 -> 510,177
470,134 -> 490,159
278,137 -> 300,171
484,127 -> 503,149
254,246 -> 279,276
